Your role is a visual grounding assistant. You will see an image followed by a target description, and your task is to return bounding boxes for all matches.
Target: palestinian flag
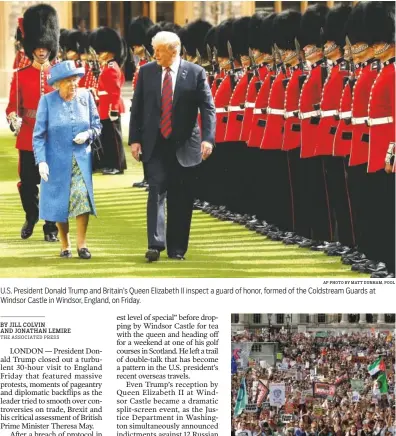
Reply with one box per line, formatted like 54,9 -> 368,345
375,372 -> 388,394
368,358 -> 386,376
234,377 -> 248,417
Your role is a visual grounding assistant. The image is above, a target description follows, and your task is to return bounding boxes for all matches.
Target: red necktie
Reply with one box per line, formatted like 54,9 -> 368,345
160,67 -> 173,138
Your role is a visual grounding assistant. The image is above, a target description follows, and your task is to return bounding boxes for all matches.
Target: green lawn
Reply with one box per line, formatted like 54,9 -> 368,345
0,132 -> 363,278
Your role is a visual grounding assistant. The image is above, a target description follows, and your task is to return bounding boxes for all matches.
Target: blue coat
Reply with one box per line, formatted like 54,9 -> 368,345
33,89 -> 102,222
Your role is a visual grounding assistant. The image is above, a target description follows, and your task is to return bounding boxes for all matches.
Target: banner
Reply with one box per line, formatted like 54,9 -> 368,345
313,406 -> 325,416
281,414 -> 294,423
269,383 -> 286,407
232,342 -> 253,369
313,382 -> 336,399
245,404 -> 259,413
256,379 -> 269,407
234,377 -> 248,416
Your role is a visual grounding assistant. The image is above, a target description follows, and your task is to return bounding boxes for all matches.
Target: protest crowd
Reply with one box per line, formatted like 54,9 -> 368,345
231,329 -> 395,436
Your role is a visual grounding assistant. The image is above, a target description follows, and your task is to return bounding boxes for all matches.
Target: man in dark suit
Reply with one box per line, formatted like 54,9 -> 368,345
129,30 -> 216,262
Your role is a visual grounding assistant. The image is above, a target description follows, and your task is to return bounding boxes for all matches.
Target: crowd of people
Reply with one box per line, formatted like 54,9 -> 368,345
231,329 -> 395,436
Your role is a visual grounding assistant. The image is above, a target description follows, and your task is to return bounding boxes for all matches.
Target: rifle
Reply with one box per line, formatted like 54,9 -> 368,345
227,40 -> 237,89
295,37 -> 307,90
320,27 -> 328,87
88,46 -> 101,79
182,45 -> 188,61
274,44 -> 287,76
212,46 -> 220,74
249,47 -> 259,77
345,35 -> 356,91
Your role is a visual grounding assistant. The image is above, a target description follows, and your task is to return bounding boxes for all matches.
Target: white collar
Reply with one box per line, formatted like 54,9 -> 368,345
163,55 -> 181,73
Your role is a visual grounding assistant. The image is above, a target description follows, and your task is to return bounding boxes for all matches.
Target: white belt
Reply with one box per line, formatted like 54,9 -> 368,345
284,110 -> 298,119
299,110 -> 320,120
97,90 -> 108,96
320,109 -> 338,118
338,111 -> 352,120
367,116 -> 393,126
228,105 -> 244,112
267,107 -> 284,116
351,116 -> 368,125
215,107 -> 228,113
245,102 -> 255,108
253,108 -> 266,115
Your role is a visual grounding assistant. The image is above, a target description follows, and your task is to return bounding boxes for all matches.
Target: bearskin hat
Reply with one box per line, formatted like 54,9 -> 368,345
182,19 -> 213,59
91,27 -> 124,65
300,4 -> 329,48
215,18 -> 236,58
127,16 -> 153,48
22,4 -> 59,61
59,28 -> 69,51
364,1 -> 395,45
231,17 -> 251,58
248,13 -> 265,51
66,30 -> 89,54
345,2 -> 367,45
120,37 -> 128,68
258,13 -> 277,53
204,26 -> 216,52
273,10 -> 301,51
323,5 -> 351,47
145,22 -> 180,55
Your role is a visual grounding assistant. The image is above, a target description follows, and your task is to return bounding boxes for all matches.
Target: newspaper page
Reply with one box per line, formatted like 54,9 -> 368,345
1,1 -> 395,436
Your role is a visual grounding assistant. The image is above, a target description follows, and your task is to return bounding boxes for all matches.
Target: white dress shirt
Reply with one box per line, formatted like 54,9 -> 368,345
161,55 -> 181,95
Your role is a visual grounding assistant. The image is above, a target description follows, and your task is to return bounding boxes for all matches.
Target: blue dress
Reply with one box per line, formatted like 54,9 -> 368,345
33,89 -> 102,223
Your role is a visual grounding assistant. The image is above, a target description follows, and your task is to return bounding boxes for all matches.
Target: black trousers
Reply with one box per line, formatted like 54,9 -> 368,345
18,150 -> 56,233
366,171 -> 395,271
323,156 -> 356,247
295,156 -> 334,241
99,118 -> 127,171
144,134 -> 197,256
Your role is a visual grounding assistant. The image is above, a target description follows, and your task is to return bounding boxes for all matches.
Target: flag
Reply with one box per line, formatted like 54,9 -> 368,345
231,356 -> 238,375
256,379 -> 269,407
368,358 -> 386,376
375,373 -> 388,394
234,377 -> 248,416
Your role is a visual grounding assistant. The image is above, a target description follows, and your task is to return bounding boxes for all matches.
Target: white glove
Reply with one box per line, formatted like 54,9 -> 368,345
39,162 -> 49,182
8,112 -> 22,135
73,131 -> 90,144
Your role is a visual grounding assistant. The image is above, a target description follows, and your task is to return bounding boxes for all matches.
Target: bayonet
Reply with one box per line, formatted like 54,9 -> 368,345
320,27 -> 328,86
89,46 -> 101,78
129,47 -> 134,63
295,37 -> 304,71
249,47 -> 257,69
227,40 -> 235,73
274,43 -> 286,75
206,44 -> 212,65
182,45 -> 187,60
196,49 -> 202,66
142,45 -> 151,62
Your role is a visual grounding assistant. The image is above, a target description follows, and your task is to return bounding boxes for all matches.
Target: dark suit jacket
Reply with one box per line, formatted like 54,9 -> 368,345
128,59 -> 216,167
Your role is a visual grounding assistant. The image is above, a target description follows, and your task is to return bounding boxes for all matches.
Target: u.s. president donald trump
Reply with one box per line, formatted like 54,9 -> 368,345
129,31 -> 216,262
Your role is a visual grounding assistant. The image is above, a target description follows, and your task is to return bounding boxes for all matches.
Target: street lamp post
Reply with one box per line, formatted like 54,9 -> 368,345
286,314 -> 291,339
267,313 -> 272,341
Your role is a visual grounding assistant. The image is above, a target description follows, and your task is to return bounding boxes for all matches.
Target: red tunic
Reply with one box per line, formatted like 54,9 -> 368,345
214,73 -> 234,143
6,63 -> 53,151
367,60 -> 396,173
77,61 -> 89,88
97,60 -> 125,120
299,62 -> 324,158
248,72 -> 274,147
282,66 -> 303,151
349,60 -> 379,166
241,64 -> 269,143
132,59 -> 148,91
315,59 -> 348,156
261,69 -> 289,150
224,70 -> 250,141
211,71 -> 225,98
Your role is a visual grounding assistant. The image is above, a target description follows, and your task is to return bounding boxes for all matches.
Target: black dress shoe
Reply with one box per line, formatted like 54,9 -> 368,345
103,168 -> 124,175
351,259 -> 374,272
44,232 -> 59,242
77,248 -> 92,259
21,220 -> 37,239
168,253 -> 185,260
370,270 -> 390,278
145,249 -> 160,262
298,238 -> 315,248
342,253 -> 365,265
60,250 -> 72,258
132,180 -> 146,188
310,241 -> 329,251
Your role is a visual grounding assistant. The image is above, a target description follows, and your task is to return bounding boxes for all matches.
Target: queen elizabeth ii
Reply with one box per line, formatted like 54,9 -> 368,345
33,60 -> 102,259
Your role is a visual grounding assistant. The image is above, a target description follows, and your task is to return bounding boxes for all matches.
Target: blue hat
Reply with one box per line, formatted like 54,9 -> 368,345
47,60 -> 85,86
